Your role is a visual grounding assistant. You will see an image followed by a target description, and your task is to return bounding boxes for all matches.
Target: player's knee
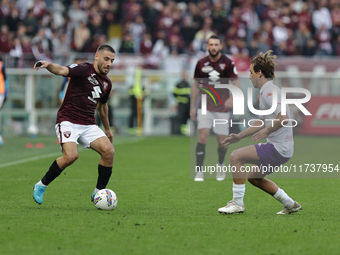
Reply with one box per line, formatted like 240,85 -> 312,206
230,150 -> 241,164
65,152 -> 79,164
102,146 -> 115,162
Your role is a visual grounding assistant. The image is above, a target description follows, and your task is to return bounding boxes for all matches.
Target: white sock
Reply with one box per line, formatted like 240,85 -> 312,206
94,188 -> 100,194
38,180 -> 47,187
232,183 -> 245,206
273,188 -> 294,209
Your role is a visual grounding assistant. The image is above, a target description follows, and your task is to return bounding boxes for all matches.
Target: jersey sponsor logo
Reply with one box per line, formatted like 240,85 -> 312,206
219,63 -> 226,70
88,74 -> 99,85
202,66 -> 213,73
87,86 -> 102,104
208,70 -> 220,82
91,86 -> 102,99
63,131 -> 71,138
69,64 -> 78,68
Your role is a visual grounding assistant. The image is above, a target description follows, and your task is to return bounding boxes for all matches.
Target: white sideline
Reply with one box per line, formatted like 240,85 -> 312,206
0,137 -> 145,169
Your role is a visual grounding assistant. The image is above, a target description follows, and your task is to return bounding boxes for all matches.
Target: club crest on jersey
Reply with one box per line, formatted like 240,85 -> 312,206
202,66 -> 213,73
63,131 -> 71,138
88,74 -> 99,85
103,82 -> 108,90
219,64 -> 226,70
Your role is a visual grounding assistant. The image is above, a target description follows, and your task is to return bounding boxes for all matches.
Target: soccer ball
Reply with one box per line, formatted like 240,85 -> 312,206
93,189 -> 118,211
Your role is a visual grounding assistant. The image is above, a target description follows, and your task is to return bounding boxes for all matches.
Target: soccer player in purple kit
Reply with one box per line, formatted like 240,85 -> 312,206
32,45 -> 116,205
190,35 -> 239,182
218,50 -> 302,215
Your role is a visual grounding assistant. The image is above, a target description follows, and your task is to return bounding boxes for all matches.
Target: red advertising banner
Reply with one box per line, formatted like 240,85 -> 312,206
301,97 -> 340,135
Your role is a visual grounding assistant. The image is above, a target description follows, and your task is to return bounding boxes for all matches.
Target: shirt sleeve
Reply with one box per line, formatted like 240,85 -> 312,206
227,60 -> 238,79
99,82 -> 112,104
194,62 -> 200,79
66,63 -> 90,77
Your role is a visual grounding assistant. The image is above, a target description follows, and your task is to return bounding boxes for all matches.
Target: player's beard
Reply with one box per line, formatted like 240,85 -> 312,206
208,49 -> 220,58
98,63 -> 109,75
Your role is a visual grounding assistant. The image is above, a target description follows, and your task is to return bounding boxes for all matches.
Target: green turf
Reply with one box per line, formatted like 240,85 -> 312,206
0,136 -> 339,255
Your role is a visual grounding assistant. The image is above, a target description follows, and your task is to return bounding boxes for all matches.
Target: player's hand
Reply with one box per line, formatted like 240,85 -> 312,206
221,133 -> 240,146
252,129 -> 269,141
190,108 -> 197,121
105,129 -> 114,143
224,98 -> 233,110
33,60 -> 50,70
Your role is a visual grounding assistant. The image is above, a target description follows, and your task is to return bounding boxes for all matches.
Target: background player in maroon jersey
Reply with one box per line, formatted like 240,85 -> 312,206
190,35 -> 240,182
32,44 -> 116,205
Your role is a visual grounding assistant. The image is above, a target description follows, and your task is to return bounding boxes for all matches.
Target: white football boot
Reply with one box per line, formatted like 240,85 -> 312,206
194,171 -> 204,182
277,201 -> 302,215
218,200 -> 245,214
216,163 -> 226,181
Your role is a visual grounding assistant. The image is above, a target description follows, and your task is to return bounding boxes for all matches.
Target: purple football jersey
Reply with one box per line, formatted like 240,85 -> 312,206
56,63 -> 112,125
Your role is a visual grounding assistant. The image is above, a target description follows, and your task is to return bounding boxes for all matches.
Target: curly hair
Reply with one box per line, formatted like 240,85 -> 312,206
250,50 -> 277,79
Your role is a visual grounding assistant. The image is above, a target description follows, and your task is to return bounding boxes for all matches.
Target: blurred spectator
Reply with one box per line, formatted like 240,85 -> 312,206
0,25 -> 11,53
22,9 -> 38,37
211,1 -> 227,35
6,7 -> 21,33
52,32 -> 70,57
272,18 -> 288,54
192,16 -> 214,55
123,0 -> 142,22
68,0 -> 88,28
119,33 -> 134,54
260,0 -> 280,24
88,14 -> 106,37
29,0 -> 47,19
130,16 -> 146,53
73,20 -> 90,52
312,0 -> 332,31
315,24 -> 333,56
142,0 -> 160,36
180,16 -> 197,48
331,4 -> 340,38
227,7 -> 247,39
241,0 -> 260,46
169,35 -> 183,55
302,38 -> 317,57
296,3 -> 312,30
140,33 -> 153,55
295,22 -> 311,54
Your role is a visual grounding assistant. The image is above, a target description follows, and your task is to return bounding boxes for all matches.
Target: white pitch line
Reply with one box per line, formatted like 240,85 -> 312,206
0,137 -> 145,169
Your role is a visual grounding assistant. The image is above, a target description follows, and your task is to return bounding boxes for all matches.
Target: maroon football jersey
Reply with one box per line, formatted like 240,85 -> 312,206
56,63 -> 112,125
194,54 -> 238,112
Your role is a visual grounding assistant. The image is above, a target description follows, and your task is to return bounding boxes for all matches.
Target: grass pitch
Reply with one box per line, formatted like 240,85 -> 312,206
0,135 -> 339,255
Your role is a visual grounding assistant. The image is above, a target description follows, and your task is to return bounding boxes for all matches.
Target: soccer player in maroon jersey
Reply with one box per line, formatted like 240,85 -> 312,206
32,44 -> 116,205
190,35 -> 240,181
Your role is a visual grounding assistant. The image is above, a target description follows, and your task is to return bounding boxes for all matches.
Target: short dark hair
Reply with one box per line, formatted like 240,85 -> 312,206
207,35 -> 221,43
96,44 -> 115,53
250,50 -> 277,79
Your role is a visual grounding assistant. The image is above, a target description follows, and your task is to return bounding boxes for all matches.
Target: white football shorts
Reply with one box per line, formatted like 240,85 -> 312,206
55,121 -> 106,148
197,109 -> 230,136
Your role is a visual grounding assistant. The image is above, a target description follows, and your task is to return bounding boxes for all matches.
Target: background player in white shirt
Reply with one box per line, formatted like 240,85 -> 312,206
218,50 -> 301,215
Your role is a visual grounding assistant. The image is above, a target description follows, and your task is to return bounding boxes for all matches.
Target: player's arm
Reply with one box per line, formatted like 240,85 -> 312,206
252,112 -> 288,141
34,60 -> 69,76
97,102 -> 113,143
221,119 -> 265,145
